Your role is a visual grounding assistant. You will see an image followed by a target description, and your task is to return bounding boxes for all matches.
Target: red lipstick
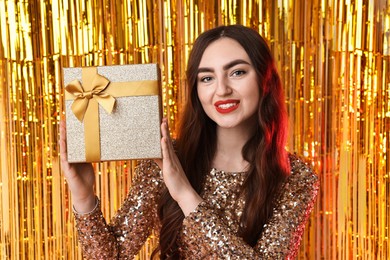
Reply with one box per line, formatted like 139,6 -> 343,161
214,100 -> 240,114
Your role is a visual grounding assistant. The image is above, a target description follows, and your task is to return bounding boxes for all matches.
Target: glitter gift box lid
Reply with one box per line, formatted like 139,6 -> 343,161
63,64 -> 162,163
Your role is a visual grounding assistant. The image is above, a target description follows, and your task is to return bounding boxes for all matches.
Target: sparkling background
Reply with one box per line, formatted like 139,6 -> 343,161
0,0 -> 389,259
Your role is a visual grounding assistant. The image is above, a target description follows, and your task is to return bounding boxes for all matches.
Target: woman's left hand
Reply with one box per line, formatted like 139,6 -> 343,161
154,118 -> 203,216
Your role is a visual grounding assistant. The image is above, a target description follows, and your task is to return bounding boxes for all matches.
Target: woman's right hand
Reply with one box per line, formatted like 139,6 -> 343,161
59,120 -> 97,213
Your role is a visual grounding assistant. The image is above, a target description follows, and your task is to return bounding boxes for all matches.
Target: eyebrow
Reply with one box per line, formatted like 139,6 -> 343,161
197,59 -> 251,74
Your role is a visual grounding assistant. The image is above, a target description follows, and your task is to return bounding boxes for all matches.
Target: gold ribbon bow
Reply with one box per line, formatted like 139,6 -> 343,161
65,72 -> 115,122
65,66 -> 159,162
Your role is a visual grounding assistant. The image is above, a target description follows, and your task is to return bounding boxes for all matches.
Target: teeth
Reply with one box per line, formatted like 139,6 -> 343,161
218,103 -> 236,109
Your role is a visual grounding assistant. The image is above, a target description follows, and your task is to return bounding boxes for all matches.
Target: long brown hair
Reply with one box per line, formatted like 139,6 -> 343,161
155,25 -> 290,259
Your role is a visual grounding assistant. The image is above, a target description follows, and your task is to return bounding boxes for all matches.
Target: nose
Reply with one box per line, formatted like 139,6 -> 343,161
215,77 -> 232,96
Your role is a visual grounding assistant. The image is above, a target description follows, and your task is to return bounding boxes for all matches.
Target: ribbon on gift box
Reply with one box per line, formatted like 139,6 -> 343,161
65,67 -> 159,162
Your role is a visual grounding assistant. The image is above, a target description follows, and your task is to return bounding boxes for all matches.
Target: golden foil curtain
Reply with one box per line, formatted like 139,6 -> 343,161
0,0 -> 389,259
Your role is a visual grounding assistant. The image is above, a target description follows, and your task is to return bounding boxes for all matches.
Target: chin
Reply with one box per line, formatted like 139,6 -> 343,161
215,120 -> 240,129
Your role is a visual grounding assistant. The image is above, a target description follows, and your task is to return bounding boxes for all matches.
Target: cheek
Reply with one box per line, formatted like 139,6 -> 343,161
197,87 -> 212,106
197,88 -> 215,120
245,88 -> 260,112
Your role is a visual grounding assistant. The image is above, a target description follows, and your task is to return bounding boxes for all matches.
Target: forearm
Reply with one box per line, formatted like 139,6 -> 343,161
74,199 -> 119,259
72,160 -> 163,259
182,201 -> 259,258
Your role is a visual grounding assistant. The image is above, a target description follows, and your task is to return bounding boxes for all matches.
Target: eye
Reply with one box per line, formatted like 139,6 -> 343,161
199,76 -> 213,83
231,70 -> 246,77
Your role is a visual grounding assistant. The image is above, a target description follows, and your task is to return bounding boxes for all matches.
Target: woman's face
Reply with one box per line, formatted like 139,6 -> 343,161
196,37 -> 260,130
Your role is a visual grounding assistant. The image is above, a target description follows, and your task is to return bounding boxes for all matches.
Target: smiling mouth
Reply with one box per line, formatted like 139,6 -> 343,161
214,100 -> 240,113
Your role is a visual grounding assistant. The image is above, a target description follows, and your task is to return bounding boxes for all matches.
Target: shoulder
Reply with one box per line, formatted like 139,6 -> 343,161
269,153 -> 320,220
286,153 -> 319,189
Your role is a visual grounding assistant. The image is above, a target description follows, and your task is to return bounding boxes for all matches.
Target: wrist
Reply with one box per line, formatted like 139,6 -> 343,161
178,190 -> 203,217
72,193 -> 97,214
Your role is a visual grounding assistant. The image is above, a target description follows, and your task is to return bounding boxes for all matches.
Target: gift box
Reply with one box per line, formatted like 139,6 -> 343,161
63,64 -> 162,163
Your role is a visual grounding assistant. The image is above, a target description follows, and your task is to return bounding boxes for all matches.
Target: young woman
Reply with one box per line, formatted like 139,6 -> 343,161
60,24 -> 319,259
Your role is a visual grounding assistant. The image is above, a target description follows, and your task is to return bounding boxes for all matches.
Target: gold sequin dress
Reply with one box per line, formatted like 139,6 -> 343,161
74,154 -> 319,259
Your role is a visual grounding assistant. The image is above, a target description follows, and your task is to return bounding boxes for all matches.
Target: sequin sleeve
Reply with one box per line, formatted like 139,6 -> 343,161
182,155 -> 319,259
254,155 -> 320,259
73,160 -> 164,259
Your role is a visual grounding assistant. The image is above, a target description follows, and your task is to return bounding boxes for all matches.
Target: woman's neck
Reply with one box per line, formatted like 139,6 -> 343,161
212,126 -> 254,172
